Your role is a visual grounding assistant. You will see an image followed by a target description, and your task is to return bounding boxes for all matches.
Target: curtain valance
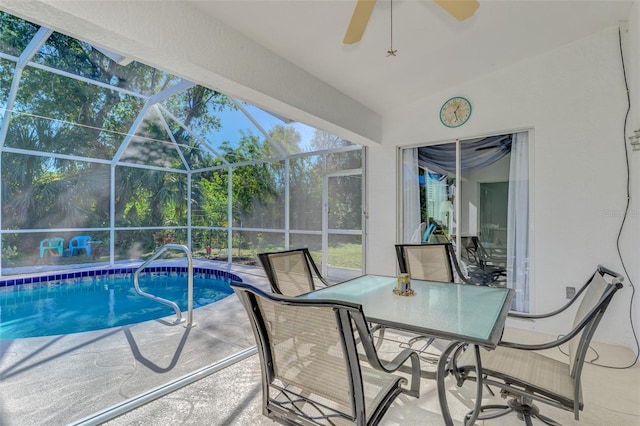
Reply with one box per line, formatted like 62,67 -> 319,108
418,134 -> 512,174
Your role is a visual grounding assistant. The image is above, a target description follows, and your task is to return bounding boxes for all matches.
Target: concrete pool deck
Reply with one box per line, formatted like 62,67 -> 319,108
0,259 -> 269,425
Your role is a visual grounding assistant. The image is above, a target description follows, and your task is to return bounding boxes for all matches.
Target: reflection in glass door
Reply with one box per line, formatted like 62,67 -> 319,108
401,132 -> 529,311
480,182 -> 509,246
419,152 -> 456,243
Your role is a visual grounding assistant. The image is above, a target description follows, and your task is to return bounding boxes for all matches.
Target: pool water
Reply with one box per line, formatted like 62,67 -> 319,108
0,274 -> 233,339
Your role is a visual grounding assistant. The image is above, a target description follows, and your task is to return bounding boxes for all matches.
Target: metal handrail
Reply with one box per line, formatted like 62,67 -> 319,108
133,244 -> 195,327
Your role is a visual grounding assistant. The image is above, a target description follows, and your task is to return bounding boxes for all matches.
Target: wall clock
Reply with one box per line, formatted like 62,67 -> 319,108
439,97 -> 472,128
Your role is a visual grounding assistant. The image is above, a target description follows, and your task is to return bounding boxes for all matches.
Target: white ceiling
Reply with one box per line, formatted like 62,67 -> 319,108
188,0 -> 633,116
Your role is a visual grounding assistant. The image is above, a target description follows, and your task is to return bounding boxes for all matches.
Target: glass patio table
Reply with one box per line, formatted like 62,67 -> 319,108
299,274 -> 514,426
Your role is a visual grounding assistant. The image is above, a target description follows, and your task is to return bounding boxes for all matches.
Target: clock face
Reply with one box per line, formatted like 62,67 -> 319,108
440,97 -> 472,128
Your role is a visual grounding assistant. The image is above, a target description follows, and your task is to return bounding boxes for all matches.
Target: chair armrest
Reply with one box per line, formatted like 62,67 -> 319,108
353,317 -> 420,397
499,337 -> 570,351
501,317 -> 592,351
508,267 -> 624,320
499,317 -> 591,350
598,264 -> 624,283
502,281 -> 622,350
371,349 -> 421,398
507,311 -> 560,320
507,291 -> 587,319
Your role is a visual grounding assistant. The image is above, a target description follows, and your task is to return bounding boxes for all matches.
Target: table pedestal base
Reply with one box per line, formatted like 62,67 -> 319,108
464,398 -> 562,426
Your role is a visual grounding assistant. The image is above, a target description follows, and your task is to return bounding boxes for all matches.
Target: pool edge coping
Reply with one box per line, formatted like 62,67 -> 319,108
0,265 -> 243,288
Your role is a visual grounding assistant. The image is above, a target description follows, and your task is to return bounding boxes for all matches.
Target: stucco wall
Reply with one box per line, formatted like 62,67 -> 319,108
625,3 -> 640,355
371,26 -> 635,347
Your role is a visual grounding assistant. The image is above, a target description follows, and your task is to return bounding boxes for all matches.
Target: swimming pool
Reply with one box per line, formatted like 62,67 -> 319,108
0,266 -> 241,339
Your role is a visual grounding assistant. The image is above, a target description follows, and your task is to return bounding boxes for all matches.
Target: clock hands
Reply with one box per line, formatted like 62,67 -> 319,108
452,105 -> 460,123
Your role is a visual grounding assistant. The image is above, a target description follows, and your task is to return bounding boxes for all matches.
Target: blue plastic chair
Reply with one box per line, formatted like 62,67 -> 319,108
422,222 -> 437,242
68,236 -> 92,256
39,237 -> 64,258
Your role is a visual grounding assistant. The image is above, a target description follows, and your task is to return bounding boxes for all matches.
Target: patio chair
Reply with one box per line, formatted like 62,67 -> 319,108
457,236 -> 506,286
258,248 -> 329,296
68,235 -> 92,256
395,242 -> 471,284
422,222 -> 437,242
472,236 -> 507,269
39,237 -> 64,258
231,281 -> 421,425
450,265 -> 624,424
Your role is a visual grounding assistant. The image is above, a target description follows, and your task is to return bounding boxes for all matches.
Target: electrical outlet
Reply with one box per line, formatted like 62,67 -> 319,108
566,286 -> 576,299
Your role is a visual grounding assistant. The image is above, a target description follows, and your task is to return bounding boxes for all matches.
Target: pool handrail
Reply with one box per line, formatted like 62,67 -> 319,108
133,244 -> 195,328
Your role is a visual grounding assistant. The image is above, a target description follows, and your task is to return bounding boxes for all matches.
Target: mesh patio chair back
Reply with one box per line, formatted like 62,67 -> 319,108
568,268 -> 614,377
231,282 -> 420,425
258,248 -> 329,296
393,243 -> 470,356
452,237 -> 506,285
458,236 -> 478,264
396,242 -> 476,286
395,243 -> 455,282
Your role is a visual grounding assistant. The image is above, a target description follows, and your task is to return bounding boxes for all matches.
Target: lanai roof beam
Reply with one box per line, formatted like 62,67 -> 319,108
0,26 -> 53,148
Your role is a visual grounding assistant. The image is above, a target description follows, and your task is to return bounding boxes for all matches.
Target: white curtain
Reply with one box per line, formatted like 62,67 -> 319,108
507,131 -> 529,312
403,148 -> 422,243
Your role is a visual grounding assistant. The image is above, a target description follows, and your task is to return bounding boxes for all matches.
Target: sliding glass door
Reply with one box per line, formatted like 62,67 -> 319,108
401,131 -> 530,311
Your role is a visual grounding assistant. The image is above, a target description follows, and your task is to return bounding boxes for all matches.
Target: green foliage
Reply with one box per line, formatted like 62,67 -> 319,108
2,244 -> 18,260
311,243 -> 362,270
153,230 -> 176,248
0,12 -> 40,57
0,12 -> 364,268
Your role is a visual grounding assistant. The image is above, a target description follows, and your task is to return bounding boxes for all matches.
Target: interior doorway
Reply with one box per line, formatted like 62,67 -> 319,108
480,181 -> 508,247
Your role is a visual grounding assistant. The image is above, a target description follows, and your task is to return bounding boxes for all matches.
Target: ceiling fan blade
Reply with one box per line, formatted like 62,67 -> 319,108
343,0 -> 377,45
433,0 -> 480,21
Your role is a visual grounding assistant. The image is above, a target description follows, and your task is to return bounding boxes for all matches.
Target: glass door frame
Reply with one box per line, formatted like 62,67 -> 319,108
320,150 -> 366,280
398,129 -> 533,312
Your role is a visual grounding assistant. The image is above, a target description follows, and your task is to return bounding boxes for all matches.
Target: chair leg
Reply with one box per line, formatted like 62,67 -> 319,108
464,397 -> 562,426
509,397 -> 540,421
464,404 -> 513,421
509,397 -> 562,426
533,412 -> 563,426
484,380 -> 495,396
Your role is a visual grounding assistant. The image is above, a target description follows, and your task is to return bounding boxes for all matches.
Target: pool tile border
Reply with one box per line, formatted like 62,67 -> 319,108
0,266 -> 242,288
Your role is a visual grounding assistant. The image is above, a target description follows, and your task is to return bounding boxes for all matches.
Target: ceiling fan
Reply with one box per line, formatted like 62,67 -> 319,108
343,0 -> 480,45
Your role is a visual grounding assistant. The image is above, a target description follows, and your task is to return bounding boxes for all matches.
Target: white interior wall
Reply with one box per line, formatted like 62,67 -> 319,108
374,26 -> 634,347
460,180 -> 478,237
624,2 -> 640,355
460,154 -> 511,236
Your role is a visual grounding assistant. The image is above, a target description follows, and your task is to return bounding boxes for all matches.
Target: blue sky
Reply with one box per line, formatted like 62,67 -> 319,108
212,103 -> 317,152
